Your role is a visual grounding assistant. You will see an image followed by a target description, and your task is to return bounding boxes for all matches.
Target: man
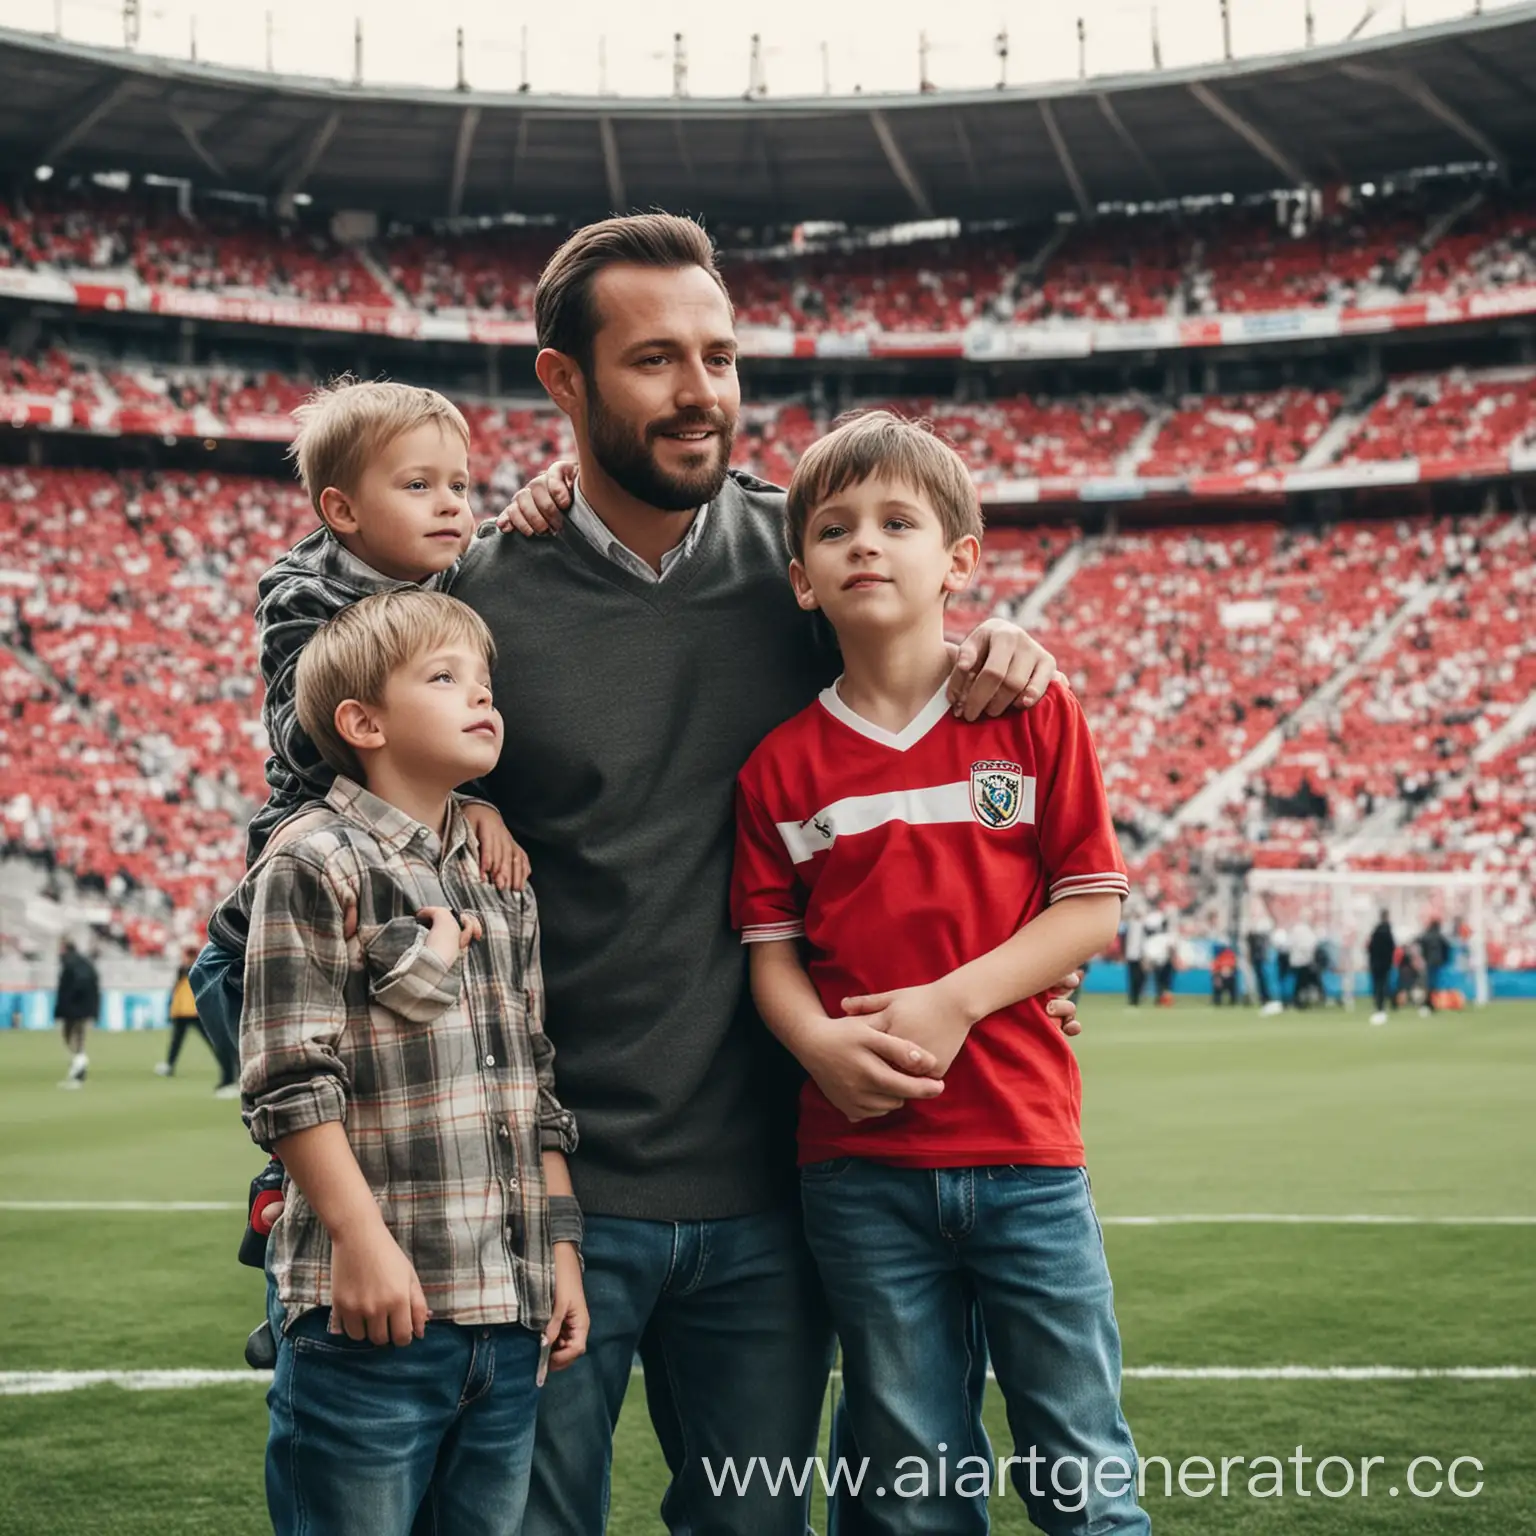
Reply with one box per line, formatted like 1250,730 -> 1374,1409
53,938 -> 99,1088
452,213 -> 1077,1536
1418,918 -> 1451,1015
1367,910 -> 1396,1026
1272,924 -> 1292,1009
1288,918 -> 1319,1010
1122,900 -> 1147,1007
157,945 -> 240,1095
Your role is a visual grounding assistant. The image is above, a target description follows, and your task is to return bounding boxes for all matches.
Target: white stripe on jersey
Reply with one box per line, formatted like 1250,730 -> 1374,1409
774,778 -> 1037,866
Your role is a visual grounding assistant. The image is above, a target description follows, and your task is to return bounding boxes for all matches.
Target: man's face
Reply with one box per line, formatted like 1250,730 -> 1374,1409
580,264 -> 740,512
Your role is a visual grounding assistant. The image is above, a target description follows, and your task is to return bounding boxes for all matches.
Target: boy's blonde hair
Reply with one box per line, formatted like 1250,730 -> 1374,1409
295,589 -> 497,781
784,409 -> 983,562
289,377 -> 471,519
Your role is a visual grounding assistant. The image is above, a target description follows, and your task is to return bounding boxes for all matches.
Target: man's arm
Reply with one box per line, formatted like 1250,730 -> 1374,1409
492,461 -> 1060,724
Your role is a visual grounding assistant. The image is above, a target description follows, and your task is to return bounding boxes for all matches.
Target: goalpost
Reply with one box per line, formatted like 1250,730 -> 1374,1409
1243,868 -> 1491,1010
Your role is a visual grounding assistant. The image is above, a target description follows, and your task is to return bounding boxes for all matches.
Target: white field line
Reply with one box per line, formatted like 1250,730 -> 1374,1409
5,1365 -> 1534,1397
3,1202 -> 1535,1226
0,1201 -> 242,1212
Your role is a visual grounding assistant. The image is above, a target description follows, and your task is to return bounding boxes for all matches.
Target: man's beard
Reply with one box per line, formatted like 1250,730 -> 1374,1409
587,383 -> 735,513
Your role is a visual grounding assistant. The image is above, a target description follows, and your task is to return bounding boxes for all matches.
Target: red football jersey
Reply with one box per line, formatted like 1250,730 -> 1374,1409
733,677 -> 1128,1168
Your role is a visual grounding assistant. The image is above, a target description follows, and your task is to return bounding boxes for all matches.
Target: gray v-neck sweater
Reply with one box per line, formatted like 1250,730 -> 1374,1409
450,471 -> 837,1220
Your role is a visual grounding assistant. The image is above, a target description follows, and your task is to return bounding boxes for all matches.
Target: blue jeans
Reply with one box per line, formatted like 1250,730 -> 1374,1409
265,1288 -> 543,1536
801,1161 -> 1150,1536
523,1202 -> 838,1536
189,937 -> 242,1080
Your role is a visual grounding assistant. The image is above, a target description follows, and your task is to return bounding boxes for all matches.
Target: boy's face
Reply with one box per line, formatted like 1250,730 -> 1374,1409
789,476 -> 979,634
355,641 -> 504,788
320,422 -> 473,582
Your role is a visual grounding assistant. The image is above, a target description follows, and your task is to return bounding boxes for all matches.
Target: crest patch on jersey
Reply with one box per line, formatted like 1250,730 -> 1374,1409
970,760 -> 1025,830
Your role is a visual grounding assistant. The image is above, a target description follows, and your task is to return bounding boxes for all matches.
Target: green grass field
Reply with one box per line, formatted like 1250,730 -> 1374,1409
2,1001 -> 1534,1534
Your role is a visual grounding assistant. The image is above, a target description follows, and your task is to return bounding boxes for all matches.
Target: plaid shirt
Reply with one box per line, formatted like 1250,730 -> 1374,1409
240,776 -> 578,1331
247,528 -> 454,863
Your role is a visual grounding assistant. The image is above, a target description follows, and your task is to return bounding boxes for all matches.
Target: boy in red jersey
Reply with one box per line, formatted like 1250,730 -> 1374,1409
732,411 -> 1149,1535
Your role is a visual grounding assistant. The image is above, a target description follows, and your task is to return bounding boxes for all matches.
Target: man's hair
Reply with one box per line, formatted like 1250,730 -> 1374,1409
535,213 -> 733,370
784,409 -> 984,562
295,589 -> 496,781
288,377 -> 471,519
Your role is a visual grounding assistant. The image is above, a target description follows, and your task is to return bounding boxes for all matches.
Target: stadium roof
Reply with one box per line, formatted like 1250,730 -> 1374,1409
3,6 -> 1535,226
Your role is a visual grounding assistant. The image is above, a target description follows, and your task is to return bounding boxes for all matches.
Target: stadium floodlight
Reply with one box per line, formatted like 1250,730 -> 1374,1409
1245,868 -> 1491,1009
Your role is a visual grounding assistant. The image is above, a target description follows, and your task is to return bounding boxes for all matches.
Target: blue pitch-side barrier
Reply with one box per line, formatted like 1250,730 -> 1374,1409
4,966 -> 1534,1029
1084,962 -> 1536,1002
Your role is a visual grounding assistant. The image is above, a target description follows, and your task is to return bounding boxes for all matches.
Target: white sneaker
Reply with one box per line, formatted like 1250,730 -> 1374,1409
57,1077 -> 83,1090
1419,1005 -> 1431,1017
1259,1000 -> 1284,1017
213,1084 -> 241,1100
67,1052 -> 88,1082
1369,1011 -> 1388,1026
154,1062 -> 173,1077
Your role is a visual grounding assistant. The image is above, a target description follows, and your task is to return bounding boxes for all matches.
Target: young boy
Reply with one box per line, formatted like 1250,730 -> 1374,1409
732,411 -> 1149,1534
195,378 -> 526,1062
235,587 -> 586,1536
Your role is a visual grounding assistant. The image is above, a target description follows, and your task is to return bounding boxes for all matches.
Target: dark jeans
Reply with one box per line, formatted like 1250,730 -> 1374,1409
165,1015 -> 233,1083
265,1294 -> 542,1536
1371,966 -> 1393,1012
523,1203 -> 838,1536
1125,960 -> 1146,1007
190,938 -> 243,1075
801,1160 -> 1148,1536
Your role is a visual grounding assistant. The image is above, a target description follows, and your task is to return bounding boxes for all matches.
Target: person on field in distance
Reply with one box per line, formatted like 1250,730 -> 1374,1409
454,211 -> 1084,1535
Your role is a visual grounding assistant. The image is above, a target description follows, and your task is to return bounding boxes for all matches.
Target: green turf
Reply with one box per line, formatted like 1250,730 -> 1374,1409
1,1003 -> 1533,1533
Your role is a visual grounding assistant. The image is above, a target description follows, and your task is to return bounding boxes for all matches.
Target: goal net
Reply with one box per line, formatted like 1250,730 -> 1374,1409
1242,868 -> 1490,1009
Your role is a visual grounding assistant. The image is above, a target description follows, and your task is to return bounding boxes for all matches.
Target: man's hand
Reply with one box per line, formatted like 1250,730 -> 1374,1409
329,1219 -> 430,1346
497,460 -> 577,536
841,980 -> 975,1077
417,907 -> 483,967
462,804 -> 530,892
797,1015 -> 944,1123
946,618 -> 1057,720
543,1243 -> 589,1382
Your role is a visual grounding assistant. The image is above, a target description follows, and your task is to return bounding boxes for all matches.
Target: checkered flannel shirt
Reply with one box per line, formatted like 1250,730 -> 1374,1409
240,776 -> 579,1331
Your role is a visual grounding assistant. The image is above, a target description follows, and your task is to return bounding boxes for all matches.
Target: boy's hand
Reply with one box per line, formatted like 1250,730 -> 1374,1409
842,980 -> 975,1077
798,1016 -> 945,1123
946,619 -> 1057,720
497,460 -> 577,537
1047,971 -> 1083,1036
543,1243 -> 589,1382
463,804 -> 530,892
845,970 -> 1087,1067
329,1219 -> 430,1346
417,907 -> 483,967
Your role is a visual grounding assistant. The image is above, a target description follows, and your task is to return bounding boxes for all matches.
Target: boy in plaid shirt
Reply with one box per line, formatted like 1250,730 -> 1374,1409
236,588 -> 585,1536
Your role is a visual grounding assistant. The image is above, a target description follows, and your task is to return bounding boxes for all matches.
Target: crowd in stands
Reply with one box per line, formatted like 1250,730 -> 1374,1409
1028,518 -> 1446,834
0,190 -> 388,305
1339,368 -> 1536,465
1139,387 -> 1340,477
3,178 -> 1534,328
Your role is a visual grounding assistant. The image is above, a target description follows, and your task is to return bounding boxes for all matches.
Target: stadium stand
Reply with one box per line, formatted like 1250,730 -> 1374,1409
2,180 -> 1533,335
